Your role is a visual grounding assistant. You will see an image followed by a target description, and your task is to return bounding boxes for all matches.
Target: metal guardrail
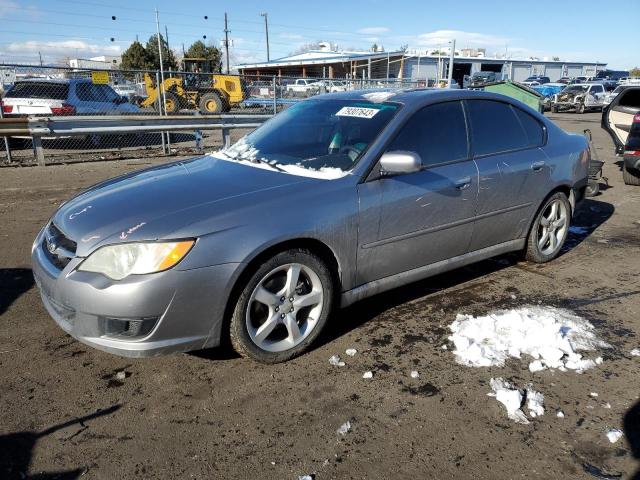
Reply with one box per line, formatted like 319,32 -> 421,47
0,114 -> 270,166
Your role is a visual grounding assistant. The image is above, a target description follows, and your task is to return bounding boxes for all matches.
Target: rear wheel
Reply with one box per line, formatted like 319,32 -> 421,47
525,192 -> 571,263
623,162 -> 640,186
229,249 -> 334,363
576,103 -> 585,114
199,93 -> 224,114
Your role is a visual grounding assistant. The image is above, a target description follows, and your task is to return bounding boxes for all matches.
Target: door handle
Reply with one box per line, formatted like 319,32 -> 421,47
454,176 -> 471,190
531,161 -> 545,172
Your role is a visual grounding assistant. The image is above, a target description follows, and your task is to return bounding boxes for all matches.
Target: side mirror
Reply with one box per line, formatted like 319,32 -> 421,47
379,151 -> 423,175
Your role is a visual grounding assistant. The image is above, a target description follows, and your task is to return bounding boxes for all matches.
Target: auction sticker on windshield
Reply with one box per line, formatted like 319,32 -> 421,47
335,106 -> 380,119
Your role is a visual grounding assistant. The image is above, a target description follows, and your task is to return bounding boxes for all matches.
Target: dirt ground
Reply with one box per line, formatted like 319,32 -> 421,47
1,112 -> 639,480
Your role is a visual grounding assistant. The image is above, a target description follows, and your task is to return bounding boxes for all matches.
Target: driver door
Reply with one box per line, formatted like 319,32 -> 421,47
356,101 -> 479,284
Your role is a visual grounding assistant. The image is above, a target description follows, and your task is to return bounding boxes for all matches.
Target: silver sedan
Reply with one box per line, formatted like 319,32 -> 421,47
32,89 -> 590,363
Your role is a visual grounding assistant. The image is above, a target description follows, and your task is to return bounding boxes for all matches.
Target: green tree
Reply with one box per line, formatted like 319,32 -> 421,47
371,43 -> 378,52
185,40 -> 222,72
120,41 -> 153,71
630,67 -> 640,77
146,34 -> 178,70
552,56 -> 560,61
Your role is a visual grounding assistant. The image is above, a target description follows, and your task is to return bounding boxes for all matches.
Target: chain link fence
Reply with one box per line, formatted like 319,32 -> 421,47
0,63 -> 422,165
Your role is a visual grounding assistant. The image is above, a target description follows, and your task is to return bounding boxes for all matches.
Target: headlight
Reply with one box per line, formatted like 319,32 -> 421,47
78,240 -> 195,280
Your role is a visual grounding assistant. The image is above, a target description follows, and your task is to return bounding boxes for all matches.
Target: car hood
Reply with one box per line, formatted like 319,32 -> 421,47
52,155 -> 316,256
557,90 -> 585,101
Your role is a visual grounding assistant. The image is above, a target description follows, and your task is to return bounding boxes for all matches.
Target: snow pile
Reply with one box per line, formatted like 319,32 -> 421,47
488,378 -> 545,424
449,306 -> 609,372
606,429 -> 623,443
336,421 -> 351,436
329,355 -> 345,367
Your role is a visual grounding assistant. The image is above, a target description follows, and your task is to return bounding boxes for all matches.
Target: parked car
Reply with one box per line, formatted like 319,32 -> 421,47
532,83 -> 565,110
468,71 -> 500,87
524,76 -> 551,85
603,84 -> 627,106
601,86 -> 640,184
551,83 -> 607,113
1,78 -> 139,116
32,89 -> 590,363
557,77 -> 572,84
285,78 -> 321,96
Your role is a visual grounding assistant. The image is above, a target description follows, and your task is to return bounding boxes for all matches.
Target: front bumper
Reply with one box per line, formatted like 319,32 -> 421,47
31,227 -> 242,357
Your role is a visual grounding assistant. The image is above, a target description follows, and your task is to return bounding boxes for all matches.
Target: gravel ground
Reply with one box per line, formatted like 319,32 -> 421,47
1,112 -> 639,479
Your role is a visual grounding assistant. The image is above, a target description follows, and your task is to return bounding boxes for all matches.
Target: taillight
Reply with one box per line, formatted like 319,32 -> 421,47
625,150 -> 640,156
1,101 -> 12,114
51,103 -> 76,115
633,114 -> 640,124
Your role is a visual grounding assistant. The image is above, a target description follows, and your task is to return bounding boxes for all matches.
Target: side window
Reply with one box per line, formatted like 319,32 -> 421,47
75,83 -> 94,102
513,107 -> 545,147
386,101 -> 468,167
466,100 -> 530,156
592,85 -> 604,94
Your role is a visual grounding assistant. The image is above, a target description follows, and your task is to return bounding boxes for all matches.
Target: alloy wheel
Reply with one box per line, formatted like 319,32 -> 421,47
245,263 -> 324,352
537,199 -> 569,256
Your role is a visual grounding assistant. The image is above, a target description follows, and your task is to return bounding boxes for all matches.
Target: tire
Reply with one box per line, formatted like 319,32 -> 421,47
525,192 -> 572,263
551,105 -> 558,113
623,162 -> 640,186
162,92 -> 180,114
585,181 -> 600,197
199,93 -> 223,114
576,103 -> 585,114
229,249 -> 334,363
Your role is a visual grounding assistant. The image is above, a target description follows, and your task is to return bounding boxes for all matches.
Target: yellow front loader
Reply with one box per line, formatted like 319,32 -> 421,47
140,58 -> 246,114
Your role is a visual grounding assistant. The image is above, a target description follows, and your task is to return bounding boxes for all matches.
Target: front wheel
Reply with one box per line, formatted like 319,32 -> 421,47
576,103 -> 585,114
229,249 -> 334,363
525,192 -> 571,263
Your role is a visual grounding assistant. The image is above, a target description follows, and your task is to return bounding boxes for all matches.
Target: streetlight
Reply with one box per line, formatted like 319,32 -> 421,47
447,39 -> 456,88
260,12 -> 270,62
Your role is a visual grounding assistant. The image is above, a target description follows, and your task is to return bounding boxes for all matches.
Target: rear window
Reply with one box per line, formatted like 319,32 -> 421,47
5,82 -> 69,100
618,89 -> 640,108
466,100 -> 531,156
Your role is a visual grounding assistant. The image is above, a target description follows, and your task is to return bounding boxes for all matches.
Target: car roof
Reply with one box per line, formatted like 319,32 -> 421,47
311,88 -> 541,107
14,78 -> 92,85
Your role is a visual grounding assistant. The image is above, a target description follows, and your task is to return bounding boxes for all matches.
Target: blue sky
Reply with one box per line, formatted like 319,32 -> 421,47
0,0 -> 638,69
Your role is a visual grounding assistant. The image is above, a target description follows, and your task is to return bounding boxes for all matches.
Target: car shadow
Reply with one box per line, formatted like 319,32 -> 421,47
624,400 -> 640,480
0,405 -> 121,480
0,268 -> 35,317
614,159 -> 624,172
318,253 -> 521,349
561,198 -> 614,254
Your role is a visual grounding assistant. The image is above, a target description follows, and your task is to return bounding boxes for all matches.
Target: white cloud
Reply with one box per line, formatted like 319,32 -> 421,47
415,29 -> 510,48
357,27 -> 390,35
6,40 -> 122,58
278,33 -> 304,41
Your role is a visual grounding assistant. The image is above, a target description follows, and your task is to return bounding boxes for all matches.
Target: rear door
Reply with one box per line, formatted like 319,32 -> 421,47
356,100 -> 478,283
467,99 -> 548,251
603,87 -> 640,152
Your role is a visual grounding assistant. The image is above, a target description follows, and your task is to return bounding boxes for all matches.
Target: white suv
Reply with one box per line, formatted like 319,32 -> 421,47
1,78 -> 140,116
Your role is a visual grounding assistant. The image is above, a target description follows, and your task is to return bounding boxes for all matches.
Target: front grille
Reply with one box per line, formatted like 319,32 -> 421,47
43,223 -> 77,270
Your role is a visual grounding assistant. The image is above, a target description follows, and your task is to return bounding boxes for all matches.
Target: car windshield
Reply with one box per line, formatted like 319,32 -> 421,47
218,98 -> 400,174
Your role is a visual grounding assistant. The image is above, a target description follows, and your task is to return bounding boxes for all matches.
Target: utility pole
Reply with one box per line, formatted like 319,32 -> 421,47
38,51 -> 43,66
164,25 -> 171,72
447,39 -> 456,88
260,12 -> 270,62
224,12 -> 230,74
